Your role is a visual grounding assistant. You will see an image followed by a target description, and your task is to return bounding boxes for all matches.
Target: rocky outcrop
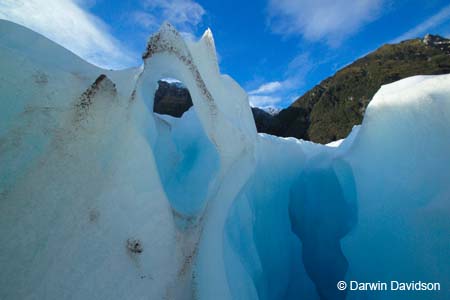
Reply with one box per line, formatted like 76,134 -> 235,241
153,80 -> 193,117
154,81 -> 280,132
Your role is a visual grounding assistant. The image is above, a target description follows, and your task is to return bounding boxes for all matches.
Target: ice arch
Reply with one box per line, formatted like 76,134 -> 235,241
131,23 -> 257,218
127,23 -> 260,299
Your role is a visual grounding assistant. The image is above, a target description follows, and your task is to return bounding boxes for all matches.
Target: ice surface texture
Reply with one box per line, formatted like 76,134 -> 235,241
0,20 -> 449,300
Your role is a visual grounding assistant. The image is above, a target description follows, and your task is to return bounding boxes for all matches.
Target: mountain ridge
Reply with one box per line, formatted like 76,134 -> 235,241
267,34 -> 450,143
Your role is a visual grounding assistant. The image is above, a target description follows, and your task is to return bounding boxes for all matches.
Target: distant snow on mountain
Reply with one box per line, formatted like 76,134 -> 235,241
260,106 -> 281,115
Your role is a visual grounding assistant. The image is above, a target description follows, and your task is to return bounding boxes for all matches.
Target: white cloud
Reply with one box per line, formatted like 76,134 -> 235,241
249,81 -> 282,95
249,95 -> 282,108
247,53 -> 314,108
248,80 -> 290,108
246,79 -> 294,108
267,0 -> 384,46
75,0 -> 98,9
0,0 -> 137,69
391,4 -> 450,43
133,11 -> 159,30
133,0 -> 205,34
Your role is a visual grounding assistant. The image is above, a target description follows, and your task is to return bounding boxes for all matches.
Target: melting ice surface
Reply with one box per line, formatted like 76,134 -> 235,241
0,20 -> 449,300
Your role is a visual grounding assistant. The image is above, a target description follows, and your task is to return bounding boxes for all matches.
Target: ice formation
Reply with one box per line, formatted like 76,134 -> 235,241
0,20 -> 449,300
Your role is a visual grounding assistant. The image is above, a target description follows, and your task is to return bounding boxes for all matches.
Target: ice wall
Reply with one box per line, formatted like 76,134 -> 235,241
0,20 -> 449,300
342,75 -> 450,300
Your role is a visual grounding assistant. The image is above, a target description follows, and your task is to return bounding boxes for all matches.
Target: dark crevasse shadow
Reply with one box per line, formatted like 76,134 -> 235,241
223,139 -> 317,300
289,159 -> 357,300
225,169 -> 302,300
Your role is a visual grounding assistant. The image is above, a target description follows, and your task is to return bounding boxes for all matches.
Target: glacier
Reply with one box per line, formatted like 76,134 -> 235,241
0,20 -> 449,300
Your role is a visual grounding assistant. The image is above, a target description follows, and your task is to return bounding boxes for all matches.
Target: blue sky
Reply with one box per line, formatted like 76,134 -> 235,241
1,0 -> 450,108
